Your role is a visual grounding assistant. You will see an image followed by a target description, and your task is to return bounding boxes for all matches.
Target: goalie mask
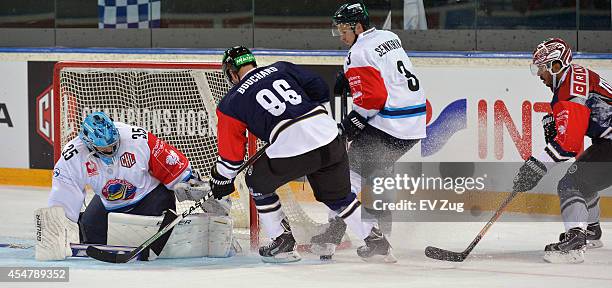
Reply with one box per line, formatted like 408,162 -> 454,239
222,46 -> 257,86
332,1 -> 369,37
79,112 -> 120,165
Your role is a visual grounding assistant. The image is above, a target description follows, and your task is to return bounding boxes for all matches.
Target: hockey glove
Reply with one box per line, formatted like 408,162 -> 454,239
542,114 -> 557,144
339,110 -> 367,142
173,170 -> 211,202
512,156 -> 548,192
334,71 -> 350,97
210,166 -> 236,200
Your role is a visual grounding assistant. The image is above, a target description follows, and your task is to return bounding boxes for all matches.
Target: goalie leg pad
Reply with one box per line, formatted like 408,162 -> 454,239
107,212 -> 234,258
34,206 -> 79,261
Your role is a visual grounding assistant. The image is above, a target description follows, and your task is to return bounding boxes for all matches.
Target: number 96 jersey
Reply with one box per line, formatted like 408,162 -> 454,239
344,28 -> 426,140
49,122 -> 191,222
215,61 -> 338,179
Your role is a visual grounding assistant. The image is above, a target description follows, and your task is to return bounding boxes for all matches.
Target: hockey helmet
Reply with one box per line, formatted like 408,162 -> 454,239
222,46 -> 257,85
79,112 -> 120,165
530,38 -> 573,76
332,1 -> 369,36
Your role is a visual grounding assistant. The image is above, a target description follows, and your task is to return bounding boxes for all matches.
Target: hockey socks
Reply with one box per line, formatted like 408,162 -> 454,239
319,194 -> 396,263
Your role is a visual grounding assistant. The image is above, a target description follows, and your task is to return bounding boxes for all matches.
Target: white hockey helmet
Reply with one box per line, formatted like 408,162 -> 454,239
530,38 -> 573,76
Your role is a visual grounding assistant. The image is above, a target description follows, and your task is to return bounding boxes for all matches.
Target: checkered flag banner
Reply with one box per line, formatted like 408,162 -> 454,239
98,0 -> 160,28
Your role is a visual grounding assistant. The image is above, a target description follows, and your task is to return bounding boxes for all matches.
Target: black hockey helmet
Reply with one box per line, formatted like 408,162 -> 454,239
332,1 -> 370,30
222,46 -> 257,85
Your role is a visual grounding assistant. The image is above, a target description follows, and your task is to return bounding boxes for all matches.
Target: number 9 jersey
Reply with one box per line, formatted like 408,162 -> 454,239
344,28 -> 426,140
215,61 -> 338,179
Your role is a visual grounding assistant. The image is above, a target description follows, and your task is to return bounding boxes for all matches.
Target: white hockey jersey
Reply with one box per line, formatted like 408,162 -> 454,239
48,122 -> 191,222
344,28 -> 426,139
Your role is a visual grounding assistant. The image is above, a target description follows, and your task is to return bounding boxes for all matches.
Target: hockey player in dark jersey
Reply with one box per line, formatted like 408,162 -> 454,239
207,46 -> 396,263
512,38 -> 611,263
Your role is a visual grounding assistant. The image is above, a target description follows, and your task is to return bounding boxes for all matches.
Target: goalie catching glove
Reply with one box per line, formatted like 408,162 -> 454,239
513,156 -> 548,192
173,170 -> 211,202
339,110 -> 367,142
210,166 -> 235,200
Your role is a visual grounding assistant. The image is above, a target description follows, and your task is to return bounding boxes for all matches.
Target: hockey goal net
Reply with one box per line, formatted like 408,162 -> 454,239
52,61 -> 347,251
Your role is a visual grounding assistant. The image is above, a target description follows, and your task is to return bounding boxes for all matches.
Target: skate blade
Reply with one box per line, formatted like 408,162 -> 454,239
587,240 -> 603,249
360,248 -> 398,264
543,248 -> 585,264
309,243 -> 337,256
261,251 -> 302,263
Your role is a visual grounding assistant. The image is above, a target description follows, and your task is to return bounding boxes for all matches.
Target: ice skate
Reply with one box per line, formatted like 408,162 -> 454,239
259,219 -> 301,263
559,222 -> 602,249
357,227 -> 396,263
544,227 -> 586,264
310,216 -> 347,259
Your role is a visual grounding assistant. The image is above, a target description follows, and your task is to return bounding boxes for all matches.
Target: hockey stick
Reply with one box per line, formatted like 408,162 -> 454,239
340,90 -> 348,121
71,244 -> 147,260
0,242 -> 149,260
424,189 -> 520,262
87,143 -> 270,263
0,243 -> 34,249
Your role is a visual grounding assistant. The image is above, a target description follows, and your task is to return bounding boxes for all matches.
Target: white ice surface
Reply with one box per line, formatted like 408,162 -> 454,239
1,185 -> 611,288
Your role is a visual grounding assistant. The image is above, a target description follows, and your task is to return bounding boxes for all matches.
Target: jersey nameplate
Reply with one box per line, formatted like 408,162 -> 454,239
570,64 -> 589,99
374,39 -> 402,57
237,67 -> 279,94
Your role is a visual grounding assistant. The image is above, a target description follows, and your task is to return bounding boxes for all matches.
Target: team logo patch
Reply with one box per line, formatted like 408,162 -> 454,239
120,152 -> 136,168
102,179 -> 137,201
558,125 -> 567,135
85,161 -> 99,177
53,168 -> 60,177
166,150 -> 180,166
568,164 -> 578,174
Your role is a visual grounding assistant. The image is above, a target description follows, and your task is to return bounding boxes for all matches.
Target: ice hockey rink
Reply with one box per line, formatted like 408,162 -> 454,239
1,185 -> 611,288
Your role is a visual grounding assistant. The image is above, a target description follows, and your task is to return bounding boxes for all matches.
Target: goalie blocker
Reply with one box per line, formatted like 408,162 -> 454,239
35,206 -> 235,261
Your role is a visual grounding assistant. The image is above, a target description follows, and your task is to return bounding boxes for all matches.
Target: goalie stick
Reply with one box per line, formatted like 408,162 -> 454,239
0,243 -> 34,249
0,242 -> 151,260
424,190 -> 520,262
87,143 -> 271,264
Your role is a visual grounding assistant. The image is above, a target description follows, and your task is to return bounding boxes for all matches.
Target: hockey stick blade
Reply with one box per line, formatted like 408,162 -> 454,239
86,245 -> 136,263
0,243 -> 34,249
424,190 -> 519,263
424,246 -> 467,262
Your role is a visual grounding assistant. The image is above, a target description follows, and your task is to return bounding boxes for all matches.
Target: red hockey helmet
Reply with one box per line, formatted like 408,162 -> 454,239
530,38 -> 573,75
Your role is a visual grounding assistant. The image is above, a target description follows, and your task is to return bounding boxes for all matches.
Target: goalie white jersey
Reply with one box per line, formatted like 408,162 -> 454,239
49,122 -> 191,223
344,27 -> 426,139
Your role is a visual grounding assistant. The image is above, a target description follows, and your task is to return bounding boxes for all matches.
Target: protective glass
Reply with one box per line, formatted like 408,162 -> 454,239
332,23 -> 352,37
530,62 -> 551,76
